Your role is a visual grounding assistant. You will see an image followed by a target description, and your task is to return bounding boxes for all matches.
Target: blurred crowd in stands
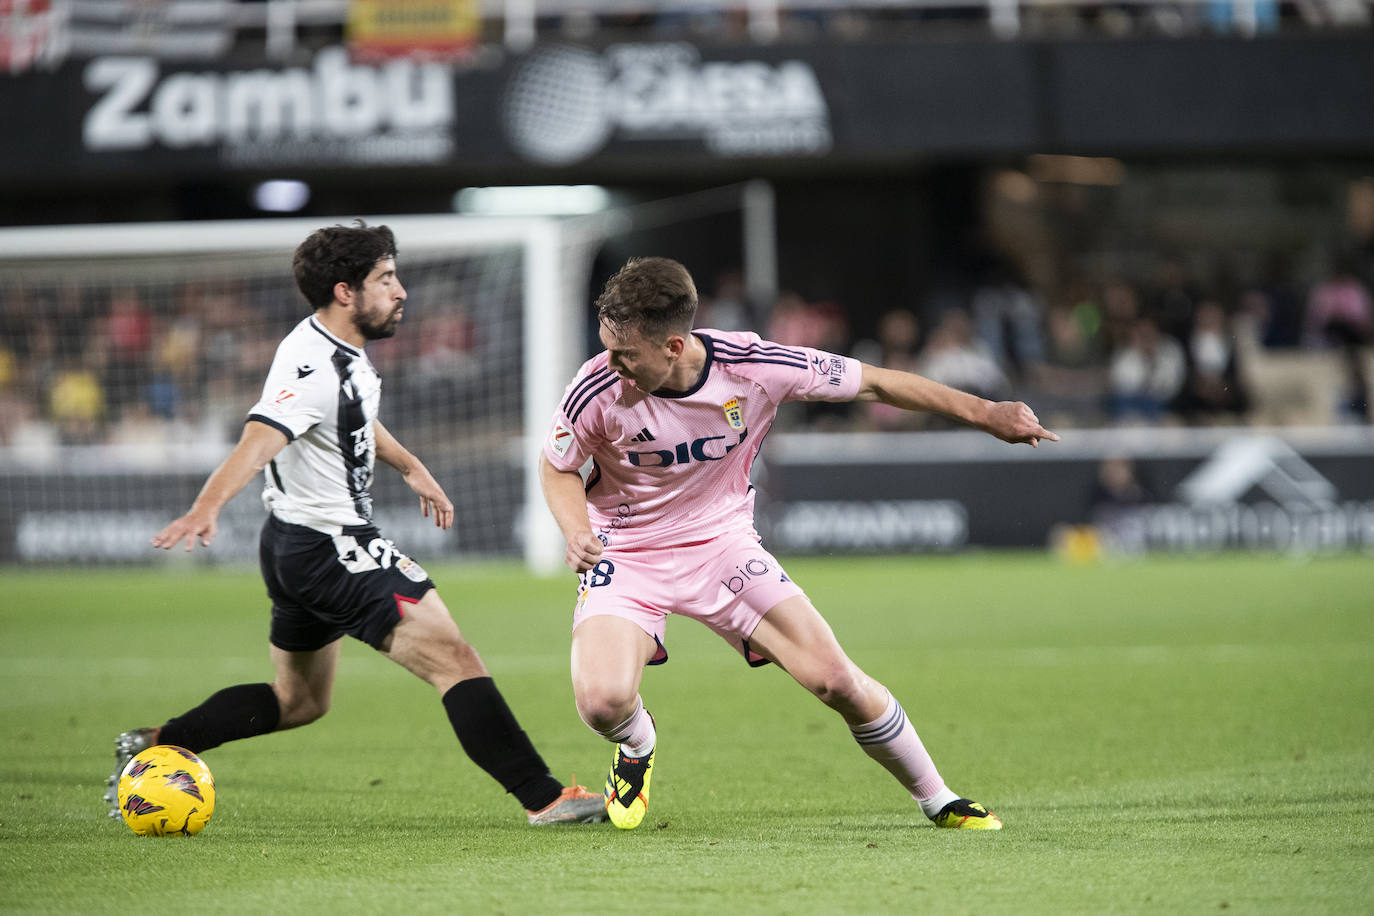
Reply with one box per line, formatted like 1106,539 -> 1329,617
1,241 -> 1371,454
0,271 -> 487,456
697,246 -> 1374,432
543,0 -> 1369,44
16,0 -> 1369,79
309,0 -> 1372,48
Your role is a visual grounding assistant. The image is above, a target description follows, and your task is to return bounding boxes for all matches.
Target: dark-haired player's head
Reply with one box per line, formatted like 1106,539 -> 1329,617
596,257 -> 698,344
293,221 -> 397,312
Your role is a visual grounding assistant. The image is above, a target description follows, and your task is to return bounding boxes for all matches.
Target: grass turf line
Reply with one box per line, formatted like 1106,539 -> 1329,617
0,554 -> 1370,914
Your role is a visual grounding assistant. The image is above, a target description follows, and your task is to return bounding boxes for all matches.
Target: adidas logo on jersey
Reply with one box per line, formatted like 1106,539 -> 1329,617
630,428 -> 655,443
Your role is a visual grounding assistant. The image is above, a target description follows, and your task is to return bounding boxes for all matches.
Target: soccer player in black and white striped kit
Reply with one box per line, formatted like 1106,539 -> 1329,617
105,221 -> 606,826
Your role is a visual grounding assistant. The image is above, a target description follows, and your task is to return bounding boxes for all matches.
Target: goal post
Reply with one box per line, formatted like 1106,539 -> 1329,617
0,214 -> 579,572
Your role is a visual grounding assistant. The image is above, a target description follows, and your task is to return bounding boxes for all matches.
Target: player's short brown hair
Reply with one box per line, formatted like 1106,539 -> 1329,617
596,257 -> 698,342
292,220 -> 397,311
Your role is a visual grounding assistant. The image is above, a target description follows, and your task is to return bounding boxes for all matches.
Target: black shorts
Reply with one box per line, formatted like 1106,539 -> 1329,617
260,515 -> 436,652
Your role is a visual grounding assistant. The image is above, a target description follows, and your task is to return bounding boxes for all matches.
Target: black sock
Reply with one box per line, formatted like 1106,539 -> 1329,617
158,683 -> 282,754
442,677 -> 563,812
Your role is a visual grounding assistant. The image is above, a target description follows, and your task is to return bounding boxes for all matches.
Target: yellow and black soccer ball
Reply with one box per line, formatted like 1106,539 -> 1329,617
116,745 -> 215,836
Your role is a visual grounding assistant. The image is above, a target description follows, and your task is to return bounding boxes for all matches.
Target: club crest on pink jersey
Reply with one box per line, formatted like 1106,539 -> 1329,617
722,398 -> 744,430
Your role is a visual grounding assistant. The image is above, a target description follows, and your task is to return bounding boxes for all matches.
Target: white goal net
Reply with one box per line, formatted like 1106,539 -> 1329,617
0,215 -> 585,571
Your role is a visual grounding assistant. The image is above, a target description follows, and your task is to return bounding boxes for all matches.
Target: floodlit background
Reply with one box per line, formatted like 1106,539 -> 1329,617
0,6 -> 1372,913
1,1 -> 1373,567
3,2 -> 1374,569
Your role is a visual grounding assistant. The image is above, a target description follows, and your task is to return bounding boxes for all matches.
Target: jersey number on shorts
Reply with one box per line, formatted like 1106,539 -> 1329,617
332,535 -> 399,574
579,559 -> 615,590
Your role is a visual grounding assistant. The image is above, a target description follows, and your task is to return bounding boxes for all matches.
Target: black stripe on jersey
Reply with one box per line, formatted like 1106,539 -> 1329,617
308,316 -> 360,356
709,337 -> 806,360
331,347 -> 373,521
714,356 -> 813,370
269,459 -> 286,493
584,459 -> 602,494
247,413 -> 296,442
563,370 -> 618,425
709,339 -> 809,370
563,368 -> 614,415
568,375 -> 619,425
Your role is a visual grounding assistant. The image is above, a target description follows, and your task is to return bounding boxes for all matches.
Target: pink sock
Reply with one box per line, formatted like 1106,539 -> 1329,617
850,693 -> 947,802
592,698 -> 656,757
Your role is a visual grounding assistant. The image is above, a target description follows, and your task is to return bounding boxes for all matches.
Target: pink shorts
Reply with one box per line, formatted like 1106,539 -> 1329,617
571,530 -> 804,666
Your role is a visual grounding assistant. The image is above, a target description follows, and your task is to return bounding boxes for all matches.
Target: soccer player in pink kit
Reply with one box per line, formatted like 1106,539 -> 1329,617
539,257 -> 1058,830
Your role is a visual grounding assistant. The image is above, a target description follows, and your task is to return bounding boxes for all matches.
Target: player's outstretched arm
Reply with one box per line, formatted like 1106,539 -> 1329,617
855,363 -> 1060,447
538,453 -> 604,573
152,420 -> 288,551
374,419 -> 453,530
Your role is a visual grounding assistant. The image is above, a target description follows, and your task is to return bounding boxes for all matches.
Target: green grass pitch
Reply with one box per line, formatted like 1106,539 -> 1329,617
2,553 -> 1371,914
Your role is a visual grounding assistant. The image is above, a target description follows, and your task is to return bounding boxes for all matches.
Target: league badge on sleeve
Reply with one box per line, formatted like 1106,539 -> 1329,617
550,422 -> 574,458
722,398 -> 744,430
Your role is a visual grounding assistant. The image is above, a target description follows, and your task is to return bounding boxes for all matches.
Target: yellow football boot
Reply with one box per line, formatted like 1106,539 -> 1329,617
932,799 -> 1003,830
604,744 -> 654,830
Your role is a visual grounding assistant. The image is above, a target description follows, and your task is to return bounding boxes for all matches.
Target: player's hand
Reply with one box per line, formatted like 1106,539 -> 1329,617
152,510 -> 218,552
565,530 -> 604,573
403,465 -> 454,530
985,400 -> 1060,448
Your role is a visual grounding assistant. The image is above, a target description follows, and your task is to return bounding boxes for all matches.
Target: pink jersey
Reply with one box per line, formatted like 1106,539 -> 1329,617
544,329 -> 862,550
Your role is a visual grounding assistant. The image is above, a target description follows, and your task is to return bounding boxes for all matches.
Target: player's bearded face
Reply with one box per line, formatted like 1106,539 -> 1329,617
353,258 -> 406,340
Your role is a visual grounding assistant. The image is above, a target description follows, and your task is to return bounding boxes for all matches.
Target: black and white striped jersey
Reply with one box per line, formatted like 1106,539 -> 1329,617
247,316 -> 381,533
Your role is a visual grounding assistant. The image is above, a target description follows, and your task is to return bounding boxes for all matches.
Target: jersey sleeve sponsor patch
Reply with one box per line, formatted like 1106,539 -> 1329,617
810,352 -> 847,386
786,349 -> 860,402
549,422 -> 574,458
251,366 -> 333,439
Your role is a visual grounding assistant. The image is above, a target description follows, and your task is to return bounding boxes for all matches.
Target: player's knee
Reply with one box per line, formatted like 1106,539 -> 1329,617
276,689 -> 330,728
575,686 -> 638,733
809,662 -> 865,710
386,610 -> 487,688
